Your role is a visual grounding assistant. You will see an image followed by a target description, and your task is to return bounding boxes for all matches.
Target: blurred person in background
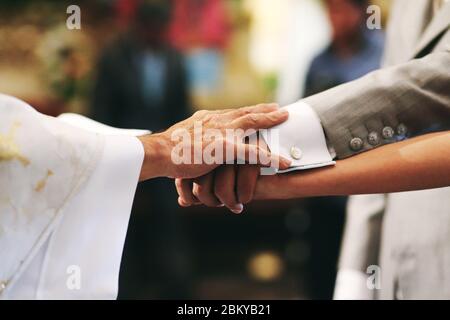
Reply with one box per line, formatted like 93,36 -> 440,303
302,0 -> 384,299
304,0 -> 384,96
170,0 -> 230,96
91,0 -> 191,299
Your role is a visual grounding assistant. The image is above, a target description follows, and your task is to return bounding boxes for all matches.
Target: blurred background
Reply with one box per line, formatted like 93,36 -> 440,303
0,0 -> 391,299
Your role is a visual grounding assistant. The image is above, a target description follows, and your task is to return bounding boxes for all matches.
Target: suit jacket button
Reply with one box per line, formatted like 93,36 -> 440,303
397,123 -> 407,136
290,146 -> 303,160
349,137 -> 364,151
367,132 -> 380,145
382,126 -> 395,139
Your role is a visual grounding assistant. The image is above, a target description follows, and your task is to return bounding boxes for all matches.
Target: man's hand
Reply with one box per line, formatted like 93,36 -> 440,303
138,103 -> 291,181
176,165 -> 261,213
175,137 -> 268,213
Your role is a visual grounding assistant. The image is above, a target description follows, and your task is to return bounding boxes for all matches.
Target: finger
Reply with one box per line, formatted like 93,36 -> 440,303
209,108 -> 235,114
175,178 -> 199,207
214,165 -> 243,214
231,109 -> 289,131
236,165 -> 260,204
192,173 -> 223,207
192,108 -> 233,120
219,103 -> 279,118
232,142 -> 291,170
230,103 -> 279,118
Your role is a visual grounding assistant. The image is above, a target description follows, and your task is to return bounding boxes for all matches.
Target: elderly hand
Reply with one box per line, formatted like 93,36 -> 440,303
138,103 -> 290,181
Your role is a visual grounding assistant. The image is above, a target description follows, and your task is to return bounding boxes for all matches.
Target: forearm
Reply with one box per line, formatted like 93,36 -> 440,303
305,52 -> 450,159
255,132 -> 450,200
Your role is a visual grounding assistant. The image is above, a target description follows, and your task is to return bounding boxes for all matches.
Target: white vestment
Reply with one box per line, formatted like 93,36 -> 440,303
0,94 -> 148,299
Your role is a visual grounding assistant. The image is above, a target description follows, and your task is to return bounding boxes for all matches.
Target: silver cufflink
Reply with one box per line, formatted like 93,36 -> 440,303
290,146 -> 303,160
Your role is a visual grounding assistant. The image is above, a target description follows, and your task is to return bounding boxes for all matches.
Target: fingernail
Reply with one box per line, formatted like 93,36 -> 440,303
217,204 -> 225,207
230,203 -> 244,214
277,109 -> 289,116
178,197 -> 191,207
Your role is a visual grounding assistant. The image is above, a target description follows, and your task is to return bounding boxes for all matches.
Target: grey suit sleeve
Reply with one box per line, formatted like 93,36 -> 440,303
304,51 -> 450,159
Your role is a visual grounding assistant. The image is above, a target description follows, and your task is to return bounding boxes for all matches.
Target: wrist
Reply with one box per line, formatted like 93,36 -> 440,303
254,175 -> 282,200
138,133 -> 173,180
255,173 -> 310,200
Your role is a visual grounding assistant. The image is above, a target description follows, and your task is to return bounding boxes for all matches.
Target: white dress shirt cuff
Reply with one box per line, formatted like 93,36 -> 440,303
260,101 -> 335,173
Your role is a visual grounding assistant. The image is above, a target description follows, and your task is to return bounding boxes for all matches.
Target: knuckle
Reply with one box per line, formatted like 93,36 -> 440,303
209,114 -> 220,122
194,109 -> 207,117
192,185 -> 202,198
197,184 -> 207,195
245,113 -> 259,124
240,106 -> 252,115
202,114 -> 213,123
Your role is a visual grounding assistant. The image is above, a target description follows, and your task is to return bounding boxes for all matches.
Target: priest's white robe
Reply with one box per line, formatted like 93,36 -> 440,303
0,94 -> 148,299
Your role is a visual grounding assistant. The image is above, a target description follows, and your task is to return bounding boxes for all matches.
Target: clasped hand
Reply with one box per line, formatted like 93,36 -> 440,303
175,135 -> 272,214
138,103 -> 291,213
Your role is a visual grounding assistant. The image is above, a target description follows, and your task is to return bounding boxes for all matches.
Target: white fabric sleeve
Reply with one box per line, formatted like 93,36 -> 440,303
3,113 -> 147,300
260,101 -> 335,174
0,97 -> 104,299
39,135 -> 143,299
333,269 -> 375,300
